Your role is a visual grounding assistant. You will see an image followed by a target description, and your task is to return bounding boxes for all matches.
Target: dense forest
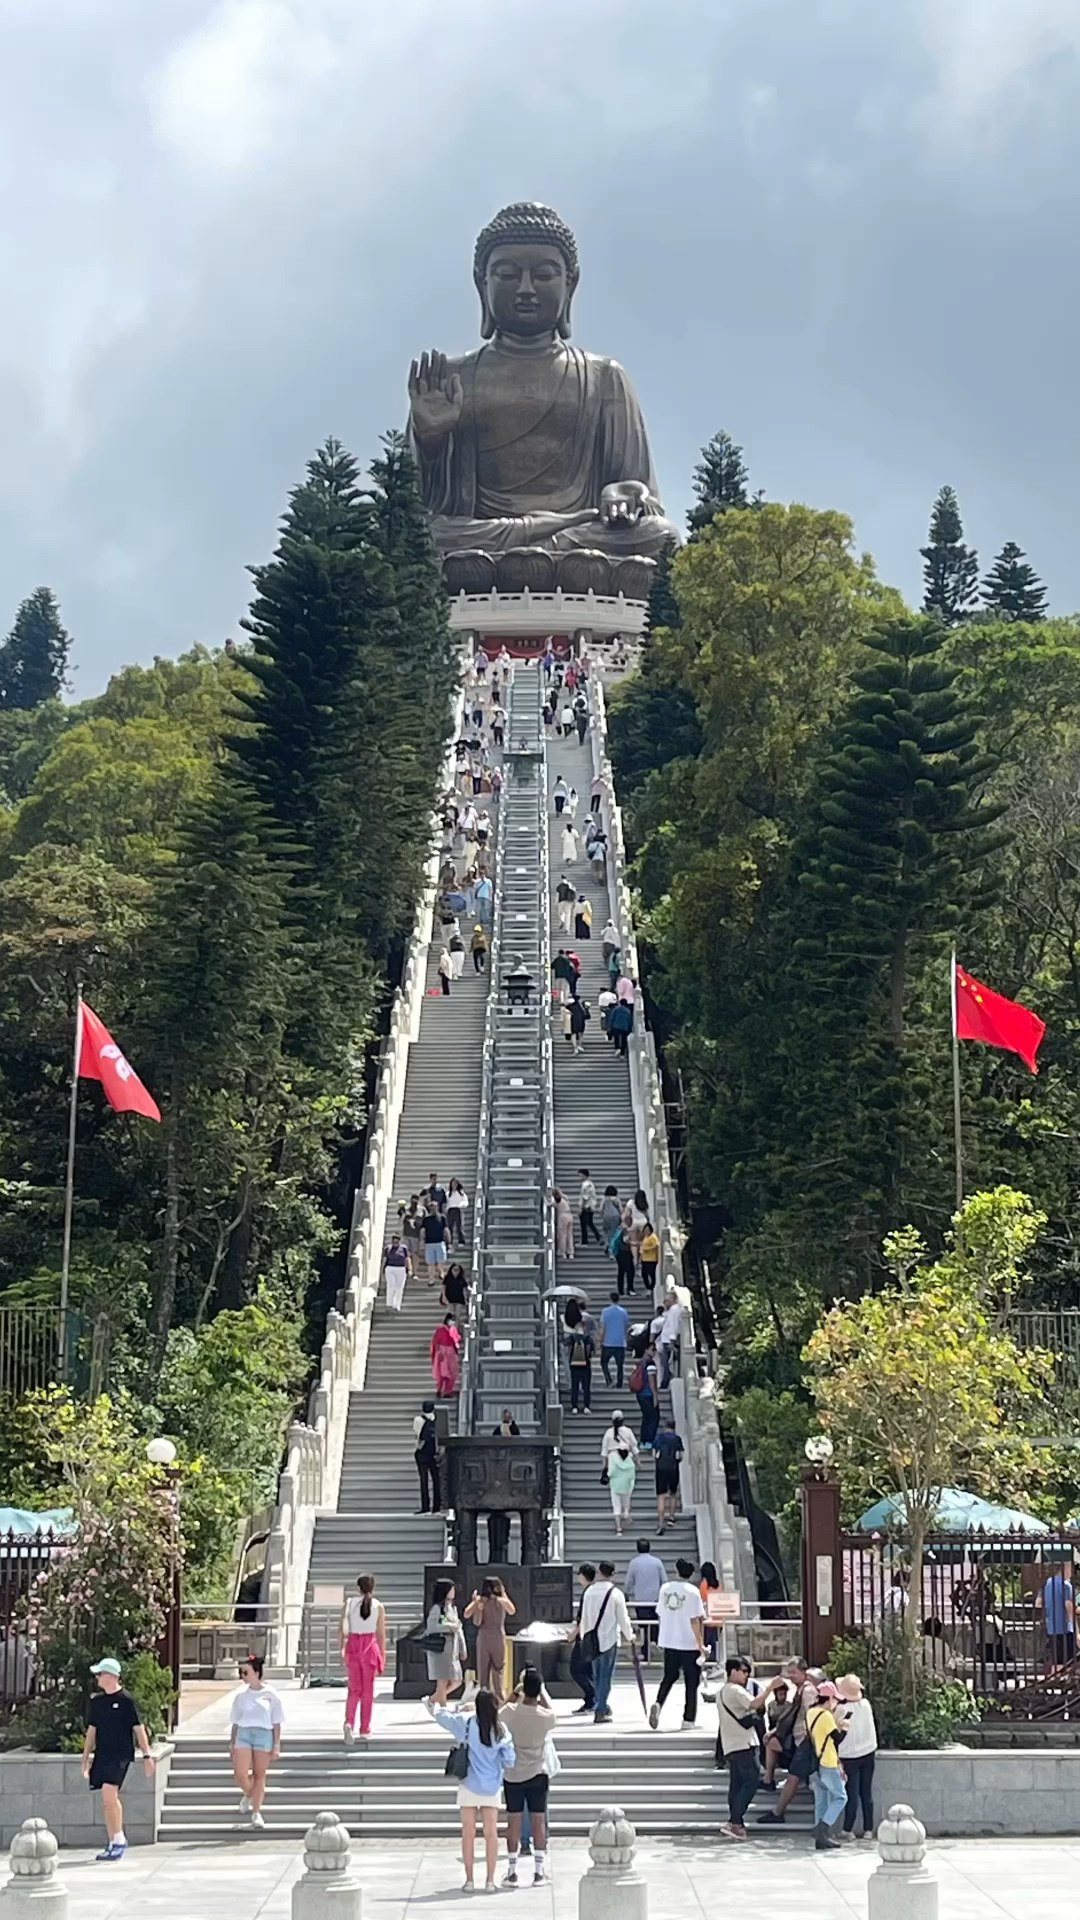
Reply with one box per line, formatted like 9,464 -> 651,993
608,436 -> 1080,1519
0,433 -> 455,1596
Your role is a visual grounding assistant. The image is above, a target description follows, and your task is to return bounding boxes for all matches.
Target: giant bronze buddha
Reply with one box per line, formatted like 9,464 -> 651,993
408,202 -> 679,585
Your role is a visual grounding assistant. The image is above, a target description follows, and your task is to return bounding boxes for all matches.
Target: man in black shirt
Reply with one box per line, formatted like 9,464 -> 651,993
81,1657 -> 154,1860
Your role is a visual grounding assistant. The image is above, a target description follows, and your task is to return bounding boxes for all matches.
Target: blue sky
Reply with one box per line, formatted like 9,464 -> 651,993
2,0 -> 1079,692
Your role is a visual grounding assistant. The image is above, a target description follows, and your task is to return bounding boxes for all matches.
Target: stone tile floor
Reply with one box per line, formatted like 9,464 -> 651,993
27,1836 -> 1080,1918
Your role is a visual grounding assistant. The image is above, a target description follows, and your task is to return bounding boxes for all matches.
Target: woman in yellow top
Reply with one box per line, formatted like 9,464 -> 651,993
806,1680 -> 848,1850
639,1222 -> 660,1293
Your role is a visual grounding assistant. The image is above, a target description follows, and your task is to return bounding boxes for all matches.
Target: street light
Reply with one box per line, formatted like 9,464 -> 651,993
145,1437 -> 181,1726
804,1433 -> 834,1468
145,1437 -> 177,1467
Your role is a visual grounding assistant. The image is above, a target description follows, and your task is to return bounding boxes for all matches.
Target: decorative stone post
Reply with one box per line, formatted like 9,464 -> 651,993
0,1820 -> 68,1914
578,1807 -> 646,1920
291,1812 -> 362,1920
868,1806 -> 937,1920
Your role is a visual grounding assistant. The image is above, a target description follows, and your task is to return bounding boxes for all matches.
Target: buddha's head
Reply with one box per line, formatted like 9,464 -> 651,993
473,202 -> 579,342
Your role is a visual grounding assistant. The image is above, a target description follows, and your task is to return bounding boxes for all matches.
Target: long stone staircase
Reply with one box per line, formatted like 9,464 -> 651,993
163,658 -> 798,1843
546,726 -> 697,1581
303,798 -> 495,1659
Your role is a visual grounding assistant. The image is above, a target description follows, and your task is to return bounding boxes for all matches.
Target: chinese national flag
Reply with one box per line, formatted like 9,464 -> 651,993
954,964 -> 1046,1074
77,1001 -> 161,1121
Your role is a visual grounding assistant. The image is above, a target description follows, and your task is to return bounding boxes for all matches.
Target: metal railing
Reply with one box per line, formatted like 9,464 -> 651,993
586,670 -> 757,1601
840,1525 -> 1080,1716
0,1307 -> 110,1400
459,775 -> 508,1434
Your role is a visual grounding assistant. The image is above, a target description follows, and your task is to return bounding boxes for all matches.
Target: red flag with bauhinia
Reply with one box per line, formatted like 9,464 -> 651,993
954,963 -> 1046,1074
77,1000 -> 161,1121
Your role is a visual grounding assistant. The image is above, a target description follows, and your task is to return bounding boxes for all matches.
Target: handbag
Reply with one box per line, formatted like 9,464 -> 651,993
542,1732 -> 561,1780
444,1741 -> 470,1780
420,1632 -> 448,1654
580,1585 -> 613,1664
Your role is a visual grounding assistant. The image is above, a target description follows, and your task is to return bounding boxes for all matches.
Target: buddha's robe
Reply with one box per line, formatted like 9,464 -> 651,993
411,338 -> 679,556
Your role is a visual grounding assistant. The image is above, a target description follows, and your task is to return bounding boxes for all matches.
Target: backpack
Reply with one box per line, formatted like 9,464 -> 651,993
569,1334 -> 588,1367
628,1359 -> 646,1394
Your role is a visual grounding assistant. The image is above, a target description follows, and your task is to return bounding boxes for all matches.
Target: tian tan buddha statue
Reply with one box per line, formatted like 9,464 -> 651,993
408,202 -> 679,581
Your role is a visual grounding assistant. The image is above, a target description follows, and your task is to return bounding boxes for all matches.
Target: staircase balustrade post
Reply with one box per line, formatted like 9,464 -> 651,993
868,1808 -> 937,1920
578,1808 -> 646,1920
291,1812 -> 362,1920
0,1819 -> 68,1914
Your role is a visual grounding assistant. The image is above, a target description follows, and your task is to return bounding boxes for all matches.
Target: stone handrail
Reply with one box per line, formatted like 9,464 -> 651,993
262,674 -> 466,1669
587,671 -> 755,1601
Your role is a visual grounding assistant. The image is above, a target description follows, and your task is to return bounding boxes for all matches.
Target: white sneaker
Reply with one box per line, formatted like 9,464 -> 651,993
681,1720 -> 696,1729
462,1881 -> 475,1894
237,1793 -> 250,1813
343,1727 -> 355,1745
484,1881 -> 498,1894
249,1809 -> 265,1830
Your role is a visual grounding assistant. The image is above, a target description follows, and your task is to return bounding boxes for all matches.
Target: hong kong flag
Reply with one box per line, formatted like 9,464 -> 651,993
77,1000 -> 161,1121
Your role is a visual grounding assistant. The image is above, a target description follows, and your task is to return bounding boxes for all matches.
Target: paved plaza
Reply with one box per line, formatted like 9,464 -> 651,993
23,1835 -> 1077,1919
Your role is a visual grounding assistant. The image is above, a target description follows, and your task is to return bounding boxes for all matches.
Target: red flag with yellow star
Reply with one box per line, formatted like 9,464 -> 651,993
954,963 -> 1045,1074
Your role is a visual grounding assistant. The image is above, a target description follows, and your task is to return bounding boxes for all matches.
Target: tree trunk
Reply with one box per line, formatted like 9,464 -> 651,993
890,917 -> 909,1048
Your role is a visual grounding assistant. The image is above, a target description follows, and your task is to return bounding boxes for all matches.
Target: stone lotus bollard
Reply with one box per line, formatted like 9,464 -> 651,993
291,1812 -> 362,1920
0,1819 -> 68,1915
578,1807 -> 646,1920
868,1805 -> 937,1920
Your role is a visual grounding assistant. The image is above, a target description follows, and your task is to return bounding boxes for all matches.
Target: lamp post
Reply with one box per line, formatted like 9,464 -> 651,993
800,1431 -> 841,1668
146,1438 -> 181,1729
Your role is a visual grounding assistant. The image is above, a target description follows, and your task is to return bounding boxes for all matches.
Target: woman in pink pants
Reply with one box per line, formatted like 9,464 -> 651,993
340,1574 -> 386,1742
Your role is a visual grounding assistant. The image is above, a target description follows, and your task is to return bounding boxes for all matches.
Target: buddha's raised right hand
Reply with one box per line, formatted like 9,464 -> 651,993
409,351 -> 464,442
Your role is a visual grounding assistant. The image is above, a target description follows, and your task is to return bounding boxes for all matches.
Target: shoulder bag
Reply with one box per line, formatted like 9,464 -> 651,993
580,1585 -> 613,1664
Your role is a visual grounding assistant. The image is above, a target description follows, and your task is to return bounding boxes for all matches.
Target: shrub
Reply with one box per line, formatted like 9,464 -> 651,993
826,1630 -> 980,1749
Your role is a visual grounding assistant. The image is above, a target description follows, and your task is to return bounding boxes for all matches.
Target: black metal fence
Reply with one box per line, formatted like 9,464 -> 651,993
0,1307 -> 110,1400
840,1527 -> 1080,1716
0,1529 -> 64,1716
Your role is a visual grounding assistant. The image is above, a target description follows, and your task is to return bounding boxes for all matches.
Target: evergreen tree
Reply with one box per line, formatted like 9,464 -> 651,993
687,430 -> 750,537
920,486 -> 979,624
799,614 -> 1004,1038
981,542 -> 1048,623
0,588 -> 71,709
232,437 -> 398,1068
645,538 -> 681,634
786,614 -> 1006,1236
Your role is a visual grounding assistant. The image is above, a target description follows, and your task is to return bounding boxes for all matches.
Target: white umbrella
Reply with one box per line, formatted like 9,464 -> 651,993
544,1284 -> 589,1303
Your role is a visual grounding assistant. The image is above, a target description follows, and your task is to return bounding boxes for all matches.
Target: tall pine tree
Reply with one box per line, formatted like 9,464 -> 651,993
232,437 -> 397,1068
0,588 -> 71,709
687,430 -> 750,537
787,614 -> 1006,1234
981,541 -> 1048,622
920,486 -> 979,624
645,538 -> 681,635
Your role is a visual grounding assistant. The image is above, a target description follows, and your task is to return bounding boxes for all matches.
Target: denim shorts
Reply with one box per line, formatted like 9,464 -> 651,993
234,1726 -> 275,1751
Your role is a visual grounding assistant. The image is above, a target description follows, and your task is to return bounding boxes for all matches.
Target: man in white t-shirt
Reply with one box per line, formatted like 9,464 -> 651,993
577,1559 -> 634,1724
658,1290 -> 682,1388
648,1558 -> 705,1730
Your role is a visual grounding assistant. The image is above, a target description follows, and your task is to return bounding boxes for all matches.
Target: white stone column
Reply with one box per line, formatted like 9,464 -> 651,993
868,1805 -> 937,1920
0,1820 -> 68,1914
291,1812 -> 362,1920
578,1807 -> 646,1920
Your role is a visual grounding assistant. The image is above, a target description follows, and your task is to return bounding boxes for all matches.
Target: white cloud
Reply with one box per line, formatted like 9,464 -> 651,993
914,0 -> 1080,128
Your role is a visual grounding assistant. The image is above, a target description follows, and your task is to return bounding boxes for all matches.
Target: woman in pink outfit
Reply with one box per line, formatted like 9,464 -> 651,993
340,1574 -> 386,1741
431,1313 -> 462,1398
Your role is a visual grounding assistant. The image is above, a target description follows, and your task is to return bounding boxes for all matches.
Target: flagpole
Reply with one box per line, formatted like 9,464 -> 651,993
950,949 -> 964,1212
59,988 -> 82,1380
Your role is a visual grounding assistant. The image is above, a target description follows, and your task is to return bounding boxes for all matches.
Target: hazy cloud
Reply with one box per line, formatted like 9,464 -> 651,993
0,0 -> 1078,691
